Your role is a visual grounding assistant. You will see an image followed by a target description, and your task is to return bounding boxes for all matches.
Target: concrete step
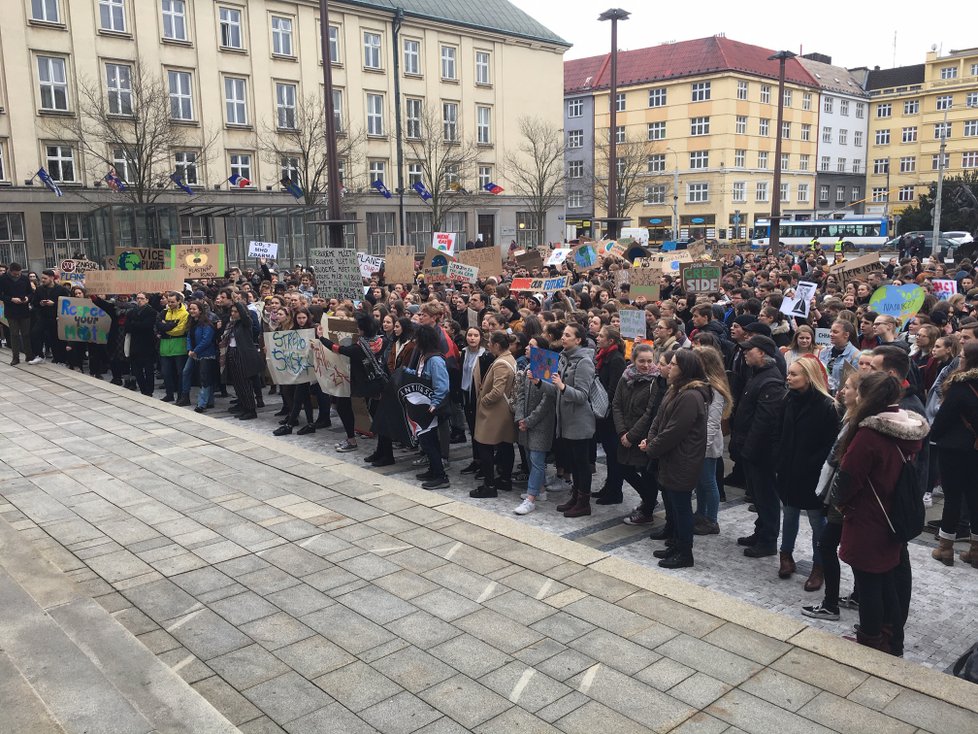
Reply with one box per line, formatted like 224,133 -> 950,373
0,514 -> 240,734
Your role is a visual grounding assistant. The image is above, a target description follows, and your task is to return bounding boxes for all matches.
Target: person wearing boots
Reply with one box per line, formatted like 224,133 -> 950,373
157,291 -> 190,402
553,324 -> 597,517
0,263 -> 37,365
470,331 -> 517,498
640,349 -> 711,569
592,326 -> 627,505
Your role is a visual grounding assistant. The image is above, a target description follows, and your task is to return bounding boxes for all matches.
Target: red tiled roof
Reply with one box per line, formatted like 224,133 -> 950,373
565,36 -> 818,94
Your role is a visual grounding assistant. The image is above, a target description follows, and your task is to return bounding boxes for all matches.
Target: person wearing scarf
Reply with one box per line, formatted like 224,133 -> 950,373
593,327 -> 627,505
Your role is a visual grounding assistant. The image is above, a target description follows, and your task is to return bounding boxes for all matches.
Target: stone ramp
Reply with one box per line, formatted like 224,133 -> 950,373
0,512 -> 239,734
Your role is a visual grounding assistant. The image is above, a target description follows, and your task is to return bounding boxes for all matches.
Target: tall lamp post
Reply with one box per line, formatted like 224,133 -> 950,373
768,50 -> 796,256
599,8 -> 629,239
666,147 -> 680,242
931,103 -> 952,260
318,0 -> 345,247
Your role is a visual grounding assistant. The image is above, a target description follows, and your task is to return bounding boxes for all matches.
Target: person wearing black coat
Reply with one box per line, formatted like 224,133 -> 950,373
592,327 -> 628,504
775,358 -> 841,590
223,301 -> 263,420
124,294 -> 159,395
29,270 -> 69,363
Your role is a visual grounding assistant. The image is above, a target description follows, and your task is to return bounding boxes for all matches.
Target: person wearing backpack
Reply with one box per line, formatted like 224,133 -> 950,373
832,372 -> 928,655
553,323 -> 597,518
929,341 -> 978,568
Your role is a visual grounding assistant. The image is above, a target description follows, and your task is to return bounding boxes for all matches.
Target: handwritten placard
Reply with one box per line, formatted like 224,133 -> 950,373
57,297 -> 111,344
509,275 -> 570,292
248,241 -> 279,259
309,248 -> 362,301
383,246 -> 416,284
447,262 -> 479,284
114,248 -> 168,270
264,329 -> 314,384
432,232 -> 457,256
933,279 -> 957,301
170,244 -> 225,279
546,248 -> 572,266
83,269 -> 186,295
618,309 -> 646,340
357,252 -> 384,279
629,268 -> 661,301
456,247 -> 502,277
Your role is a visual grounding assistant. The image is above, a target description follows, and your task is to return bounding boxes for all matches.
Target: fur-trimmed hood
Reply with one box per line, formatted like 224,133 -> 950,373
947,367 -> 978,386
859,408 -> 929,442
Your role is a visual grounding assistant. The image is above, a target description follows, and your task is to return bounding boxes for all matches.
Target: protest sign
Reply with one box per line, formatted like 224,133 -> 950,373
58,258 -> 100,288
510,275 -> 570,292
0,302 -> 7,326
629,268 -> 661,300
423,248 -> 454,271
114,248 -> 168,270
815,328 -> 832,348
311,340 -> 351,397
515,250 -> 544,270
264,329 -> 315,384
448,262 -> 479,284
432,232 -> 457,256
84,269 -> 186,294
456,247 -> 502,277
546,248 -> 571,267
828,253 -> 881,287
383,246 -> 416,284
646,249 -> 694,274
618,309 -> 647,340
529,346 -> 560,383
248,240 -> 279,259
57,297 -> 111,344
680,264 -> 722,294
933,279 -> 957,301
170,244 -> 225,279
869,285 -> 926,326
780,280 -> 819,320
357,252 -> 384,279
571,242 -> 599,269
308,248 -> 362,301
687,240 -> 708,260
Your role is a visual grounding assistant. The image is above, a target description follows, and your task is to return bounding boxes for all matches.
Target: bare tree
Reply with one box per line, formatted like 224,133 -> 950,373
592,134 -> 667,222
42,59 -> 218,204
504,116 -> 564,243
404,103 -> 482,231
258,92 -> 366,207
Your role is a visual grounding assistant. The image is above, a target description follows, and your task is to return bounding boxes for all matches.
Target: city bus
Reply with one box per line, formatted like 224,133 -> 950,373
750,218 -> 890,251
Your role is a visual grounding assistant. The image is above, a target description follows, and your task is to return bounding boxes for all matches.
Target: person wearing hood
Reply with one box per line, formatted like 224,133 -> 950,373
553,323 -> 597,518
640,349 -> 711,569
818,319 -> 861,395
759,306 -> 791,348
222,301 -> 263,420
833,373 -> 928,655
125,293 -> 159,396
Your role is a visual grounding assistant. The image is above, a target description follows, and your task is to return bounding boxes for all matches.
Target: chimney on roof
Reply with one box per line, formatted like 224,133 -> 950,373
874,65 -> 880,71
801,52 -> 832,64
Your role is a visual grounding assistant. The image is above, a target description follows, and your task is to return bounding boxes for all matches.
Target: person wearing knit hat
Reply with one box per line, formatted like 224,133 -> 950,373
745,321 -> 772,338
733,314 -> 757,329
500,298 -> 523,332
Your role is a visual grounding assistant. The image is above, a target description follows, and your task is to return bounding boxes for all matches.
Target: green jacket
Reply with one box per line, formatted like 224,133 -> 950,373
159,305 -> 189,357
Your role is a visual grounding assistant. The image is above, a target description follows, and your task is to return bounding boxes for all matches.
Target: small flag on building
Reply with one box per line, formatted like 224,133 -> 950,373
170,172 -> 195,195
412,181 -> 432,202
483,182 -> 504,195
450,182 -> 470,194
36,167 -> 64,197
104,169 -> 127,192
280,177 -> 304,199
371,179 -> 393,199
228,173 -> 251,188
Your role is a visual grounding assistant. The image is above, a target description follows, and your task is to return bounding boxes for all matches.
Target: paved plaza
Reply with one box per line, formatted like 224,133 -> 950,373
1,355 -> 977,733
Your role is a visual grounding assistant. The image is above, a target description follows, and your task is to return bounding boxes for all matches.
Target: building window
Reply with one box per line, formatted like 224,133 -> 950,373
799,154 -> 810,171
780,121 -> 790,139
759,118 -> 770,136
969,92 -> 978,107
647,155 -> 665,173
797,183 -> 809,202
280,155 -> 299,184
820,156 -> 830,171
162,0 -> 187,41
516,212 -> 539,247
836,185 -> 846,201
904,99 -> 919,115
937,95 -> 953,111
368,160 -> 385,183
442,102 -> 458,142
783,89 -> 792,107
106,63 -> 132,115
963,152 -> 978,169
972,63 -> 978,76
332,88 -> 343,132
852,159 -> 861,174
224,77 -> 247,125
781,183 -> 790,202
38,56 -> 69,111
441,45 -> 457,80
732,181 -> 745,202
567,129 -> 583,148
876,102 -> 891,118
0,142 -> 6,181
229,153 -> 251,183
219,6 -> 242,49
0,213 -> 27,266
840,99 -> 849,116
565,160 -> 583,179
760,85 -> 771,104
851,185 -> 860,201
873,158 -> 889,174
168,70 -> 193,119
641,185 -> 663,205
367,93 -> 385,136
112,148 -> 134,182
42,213 -> 91,265
819,185 -> 829,202
691,82 -> 710,101
871,187 -> 888,202
824,96 -> 834,114
837,158 -> 847,173
822,126 -> 832,144
615,92 -> 625,112
895,185 -> 914,202
328,25 -> 340,64
475,51 -> 491,85
941,66 -> 958,80
687,182 -> 709,202
757,151 -> 768,169
834,129 -> 846,146
734,149 -> 745,167
407,163 -> 422,186
477,106 -> 492,144
854,130 -> 863,147
932,153 -> 950,169
689,151 -> 709,169
402,39 -> 420,76
174,150 -> 198,184
755,182 -> 768,202
802,92 -> 812,111
567,190 -> 583,208
735,116 -> 747,134
31,0 -> 60,23
737,81 -> 748,100
780,153 -> 789,169
442,163 -> 459,187
363,32 -> 382,69
935,122 -> 951,139
902,126 -> 917,143
855,102 -> 865,118
568,98 -> 584,117
366,212 -> 395,254
99,0 -> 125,32
46,145 -> 75,181
405,98 -> 422,139
690,116 -> 710,136
647,122 -> 665,141
875,129 -> 890,145
964,120 -> 978,137
614,126 -> 625,143
271,16 -> 293,56
275,82 -> 296,129
800,123 -> 811,141
899,156 -> 916,173
648,87 -> 666,108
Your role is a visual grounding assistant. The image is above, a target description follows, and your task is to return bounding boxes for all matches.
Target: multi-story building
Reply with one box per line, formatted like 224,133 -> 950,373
0,0 -> 567,269
861,47 -> 978,218
796,54 -> 869,218
564,35 -> 821,242
563,86 -> 596,240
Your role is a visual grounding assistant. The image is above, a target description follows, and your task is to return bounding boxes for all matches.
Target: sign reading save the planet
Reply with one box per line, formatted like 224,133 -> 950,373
868,285 -> 926,327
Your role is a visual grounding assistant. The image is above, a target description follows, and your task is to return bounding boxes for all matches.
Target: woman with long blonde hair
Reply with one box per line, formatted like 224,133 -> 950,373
692,347 -> 732,534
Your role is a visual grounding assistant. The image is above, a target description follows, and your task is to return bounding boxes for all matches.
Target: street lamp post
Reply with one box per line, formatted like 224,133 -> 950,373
768,50 -> 796,256
599,8 -> 629,239
666,147 -> 680,242
931,103 -> 951,260
318,0 -> 344,247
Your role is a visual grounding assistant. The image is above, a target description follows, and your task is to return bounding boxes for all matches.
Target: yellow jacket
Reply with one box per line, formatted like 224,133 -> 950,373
160,304 -> 190,356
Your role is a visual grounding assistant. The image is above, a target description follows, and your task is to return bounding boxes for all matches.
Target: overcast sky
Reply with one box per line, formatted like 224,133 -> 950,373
512,0 -> 975,70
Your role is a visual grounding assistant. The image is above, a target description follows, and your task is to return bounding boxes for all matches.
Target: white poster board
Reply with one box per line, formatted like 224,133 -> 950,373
432,232 -> 457,257
933,279 -> 957,301
357,253 -> 384,279
619,310 -> 646,341
545,248 -> 572,267
447,262 -> 479,284
781,280 -> 818,319
248,241 -> 279,259
264,329 -> 315,384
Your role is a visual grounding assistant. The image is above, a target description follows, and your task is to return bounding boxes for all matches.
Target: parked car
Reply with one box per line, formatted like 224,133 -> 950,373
884,232 -> 977,262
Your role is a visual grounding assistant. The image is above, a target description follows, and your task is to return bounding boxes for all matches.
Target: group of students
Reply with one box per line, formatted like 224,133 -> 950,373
4,242 -> 978,657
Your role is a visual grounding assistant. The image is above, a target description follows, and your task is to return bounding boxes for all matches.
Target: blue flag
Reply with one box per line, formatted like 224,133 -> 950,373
104,169 -> 127,192
36,167 -> 63,197
170,172 -> 194,195
412,181 -> 432,202
371,179 -> 393,199
280,177 -> 304,199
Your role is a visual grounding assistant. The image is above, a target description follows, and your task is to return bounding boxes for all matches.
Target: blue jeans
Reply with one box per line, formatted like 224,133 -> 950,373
695,457 -> 720,523
781,505 -> 826,565
663,489 -> 694,551
526,449 -> 547,498
161,353 -> 187,398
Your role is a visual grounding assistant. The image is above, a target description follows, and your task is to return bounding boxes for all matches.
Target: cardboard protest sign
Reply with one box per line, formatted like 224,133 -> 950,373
509,275 -> 570,292
383,246 -> 416,284
515,250 -> 544,270
57,297 -> 111,344
0,302 -> 7,326
447,262 -> 479,284
680,264 -> 722,294
571,242 -> 599,269
647,249 -> 694,274
933,279 -> 957,301
815,328 -> 832,348
308,248 -> 362,301
83,269 -> 186,294
114,248 -> 168,270
546,248 -> 572,267
779,280 -> 819,320
357,252 -> 384,279
456,247 -> 502,278
529,346 -> 559,383
58,258 -> 99,288
264,329 -> 315,384
869,285 -> 926,327
687,240 -> 709,260
629,268 -> 661,300
248,240 -> 279,259
828,253 -> 881,287
170,244 -> 225,279
310,316 -> 358,397
618,309 -> 647,340
432,232 -> 457,256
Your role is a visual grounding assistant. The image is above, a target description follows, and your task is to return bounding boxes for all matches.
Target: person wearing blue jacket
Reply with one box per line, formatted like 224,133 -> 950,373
182,301 -> 218,412
411,324 -> 451,490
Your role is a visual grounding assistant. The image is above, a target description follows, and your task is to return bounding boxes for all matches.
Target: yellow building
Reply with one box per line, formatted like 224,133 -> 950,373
0,0 -> 567,269
565,36 -> 821,242
862,47 -> 978,216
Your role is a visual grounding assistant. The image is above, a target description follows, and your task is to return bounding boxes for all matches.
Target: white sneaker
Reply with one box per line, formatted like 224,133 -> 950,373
27,357 -> 44,365
521,491 -> 546,502
923,492 -> 933,508
514,499 -> 536,515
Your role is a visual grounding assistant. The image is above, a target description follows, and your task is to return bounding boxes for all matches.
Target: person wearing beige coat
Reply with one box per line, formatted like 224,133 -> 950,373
471,332 -> 518,498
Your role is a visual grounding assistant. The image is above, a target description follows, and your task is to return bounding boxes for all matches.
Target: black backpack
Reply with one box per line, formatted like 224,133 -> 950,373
869,446 -> 925,543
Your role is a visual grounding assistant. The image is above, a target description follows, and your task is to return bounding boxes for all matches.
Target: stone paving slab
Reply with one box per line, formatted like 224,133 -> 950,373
0,358 -> 976,733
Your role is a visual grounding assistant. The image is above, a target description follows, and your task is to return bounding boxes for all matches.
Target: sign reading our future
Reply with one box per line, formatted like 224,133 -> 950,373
57,297 -> 111,344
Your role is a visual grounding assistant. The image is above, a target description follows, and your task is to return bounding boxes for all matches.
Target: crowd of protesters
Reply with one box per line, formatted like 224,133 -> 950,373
3,239 -> 978,658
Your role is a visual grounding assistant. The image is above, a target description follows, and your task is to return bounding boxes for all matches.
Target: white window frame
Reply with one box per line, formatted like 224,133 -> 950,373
615,92 -> 625,112
105,63 -> 132,116
690,116 -> 710,136
567,99 -> 583,118
782,122 -> 791,139
478,166 -> 491,189
736,81 -> 748,100
46,144 -> 76,182
902,126 -> 917,143
224,76 -> 248,126
645,185 -> 666,205
900,156 -> 916,173
332,88 -> 343,133
368,160 -> 386,184
689,151 -> 708,169
822,126 -> 832,144
475,51 -> 491,85
280,155 -> 299,184
407,163 -> 422,187
904,99 -> 919,115
174,150 -> 198,185
840,99 -> 849,116
850,185 -> 860,201
800,123 -> 811,141
802,92 -> 812,111
732,181 -> 746,202
686,182 -> 709,203
38,56 -> 69,111
229,153 -> 251,184
647,122 -> 665,141
797,183 -> 809,203
854,130 -> 863,147
799,154 -> 810,171
219,6 -> 243,49
441,45 -> 457,80
691,81 -> 710,102
760,85 -> 771,104
162,0 -> 187,41
363,31 -> 382,70
275,82 -> 296,129
856,103 -> 865,118
941,66 -> 958,80
759,118 -> 770,136
328,25 -> 340,64
476,106 -> 491,145
567,190 -> 584,208
112,147 -> 133,183
780,183 -> 789,202
168,70 -> 193,120
31,0 -> 60,23
99,0 -> 126,33
405,98 -> 422,139
271,16 -> 293,57
366,93 -> 385,136
876,102 -> 891,118
871,188 -> 888,203
935,122 -> 951,139
936,95 -> 952,111
567,130 -> 583,148
442,102 -> 458,142
963,152 -> 978,169
646,155 -> 665,173
875,129 -> 890,145
648,88 -> 666,107
873,159 -> 889,174
735,115 -> 746,134
403,39 -> 420,76
836,158 -> 847,173
733,149 -> 745,167
964,120 -> 978,137
757,151 -> 768,169
755,182 -> 769,202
